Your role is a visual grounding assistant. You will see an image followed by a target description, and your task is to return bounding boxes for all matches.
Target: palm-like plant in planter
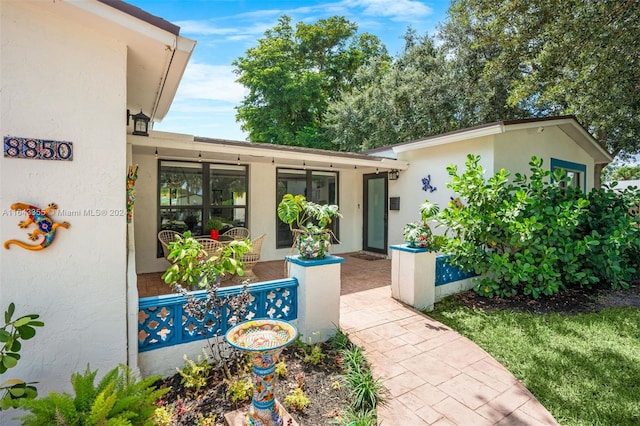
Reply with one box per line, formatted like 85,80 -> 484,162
403,200 -> 443,250
277,194 -> 342,259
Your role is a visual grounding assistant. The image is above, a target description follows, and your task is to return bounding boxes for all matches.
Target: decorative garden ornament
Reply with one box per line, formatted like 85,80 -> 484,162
126,164 -> 138,223
3,202 -> 70,251
225,319 -> 298,426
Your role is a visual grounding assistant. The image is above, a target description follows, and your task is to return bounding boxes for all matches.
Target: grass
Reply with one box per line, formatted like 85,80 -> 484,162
428,297 -> 640,426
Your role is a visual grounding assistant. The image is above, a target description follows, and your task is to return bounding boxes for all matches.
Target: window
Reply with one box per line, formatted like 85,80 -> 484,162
276,168 -> 338,248
550,158 -> 586,192
158,161 -> 248,256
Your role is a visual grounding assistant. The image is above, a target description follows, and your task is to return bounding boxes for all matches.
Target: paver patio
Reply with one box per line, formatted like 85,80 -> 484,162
138,252 -> 558,425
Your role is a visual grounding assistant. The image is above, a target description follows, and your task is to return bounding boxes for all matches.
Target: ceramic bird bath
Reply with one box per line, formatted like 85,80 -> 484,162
225,319 -> 298,426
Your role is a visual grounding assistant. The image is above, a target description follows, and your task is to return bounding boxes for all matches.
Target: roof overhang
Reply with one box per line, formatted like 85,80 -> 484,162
66,0 -> 196,122
390,116 -> 613,164
130,131 -> 410,171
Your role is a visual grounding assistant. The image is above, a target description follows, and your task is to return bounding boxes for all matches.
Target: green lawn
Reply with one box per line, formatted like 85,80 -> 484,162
428,298 -> 640,426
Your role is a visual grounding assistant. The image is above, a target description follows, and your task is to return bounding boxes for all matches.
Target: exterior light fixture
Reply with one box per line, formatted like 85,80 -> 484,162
198,151 -> 202,162
237,155 -> 240,165
127,109 -> 150,136
388,169 -> 400,180
154,147 -> 158,159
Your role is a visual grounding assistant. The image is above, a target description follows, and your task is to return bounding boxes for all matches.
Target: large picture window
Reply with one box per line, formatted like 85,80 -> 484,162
158,161 -> 248,256
276,168 -> 338,249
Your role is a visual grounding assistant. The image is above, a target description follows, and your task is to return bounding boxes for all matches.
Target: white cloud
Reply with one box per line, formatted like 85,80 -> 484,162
342,0 -> 433,21
176,63 -> 248,103
175,20 -> 237,35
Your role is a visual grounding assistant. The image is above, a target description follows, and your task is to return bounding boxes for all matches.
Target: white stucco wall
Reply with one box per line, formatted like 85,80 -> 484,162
388,136 -> 494,246
0,3 -> 128,421
493,126 -> 596,191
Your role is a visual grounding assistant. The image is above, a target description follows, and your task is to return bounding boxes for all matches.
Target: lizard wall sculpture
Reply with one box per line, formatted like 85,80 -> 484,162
3,202 -> 70,251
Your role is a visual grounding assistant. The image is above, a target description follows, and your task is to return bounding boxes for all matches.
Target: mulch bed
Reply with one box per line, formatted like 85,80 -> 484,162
452,280 -> 640,315
155,342 -> 348,425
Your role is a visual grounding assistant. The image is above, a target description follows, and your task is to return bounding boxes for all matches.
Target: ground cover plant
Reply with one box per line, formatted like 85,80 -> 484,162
153,329 -> 385,425
428,283 -> 640,426
437,154 -> 640,298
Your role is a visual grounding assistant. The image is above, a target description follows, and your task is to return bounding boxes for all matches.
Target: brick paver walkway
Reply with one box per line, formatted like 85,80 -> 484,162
341,284 -> 558,425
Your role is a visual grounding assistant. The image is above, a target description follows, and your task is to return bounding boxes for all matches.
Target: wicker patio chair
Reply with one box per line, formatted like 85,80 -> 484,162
158,230 -> 182,261
221,227 -> 250,241
195,237 -> 233,282
238,233 -> 266,280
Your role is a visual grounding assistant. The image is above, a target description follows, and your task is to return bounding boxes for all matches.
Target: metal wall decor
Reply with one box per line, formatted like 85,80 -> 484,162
421,174 -> 437,192
3,202 -> 70,251
4,136 -> 73,161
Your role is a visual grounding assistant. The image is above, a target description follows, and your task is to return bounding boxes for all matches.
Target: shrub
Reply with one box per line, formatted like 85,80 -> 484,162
177,351 -> 212,396
275,360 -> 288,378
0,303 -> 44,410
284,387 -> 310,412
225,376 -> 252,403
438,154 -> 640,298
18,364 -> 168,425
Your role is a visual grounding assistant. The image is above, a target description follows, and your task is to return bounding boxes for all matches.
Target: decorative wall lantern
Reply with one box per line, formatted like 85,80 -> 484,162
388,169 -> 400,180
127,109 -> 150,136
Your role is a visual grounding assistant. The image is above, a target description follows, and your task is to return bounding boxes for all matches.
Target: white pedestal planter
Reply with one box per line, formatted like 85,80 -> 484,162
390,244 -> 479,312
390,244 -> 436,311
286,255 -> 344,343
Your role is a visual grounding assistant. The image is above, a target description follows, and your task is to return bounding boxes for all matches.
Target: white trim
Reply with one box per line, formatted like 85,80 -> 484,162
66,0 -> 177,45
392,124 -> 504,153
391,117 -> 612,164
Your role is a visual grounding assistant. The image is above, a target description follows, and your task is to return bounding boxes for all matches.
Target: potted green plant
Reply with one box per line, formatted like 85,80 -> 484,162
161,231 -> 250,290
402,200 -> 442,250
277,194 -> 341,259
205,217 -> 224,240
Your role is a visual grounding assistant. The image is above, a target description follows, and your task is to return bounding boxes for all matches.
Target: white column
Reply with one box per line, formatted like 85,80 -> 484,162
286,255 -> 344,343
390,244 -> 436,311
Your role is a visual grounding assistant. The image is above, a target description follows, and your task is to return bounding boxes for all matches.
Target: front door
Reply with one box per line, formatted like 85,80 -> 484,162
363,173 -> 388,254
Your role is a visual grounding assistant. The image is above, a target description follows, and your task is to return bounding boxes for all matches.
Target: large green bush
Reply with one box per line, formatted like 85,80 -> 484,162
438,154 -> 640,298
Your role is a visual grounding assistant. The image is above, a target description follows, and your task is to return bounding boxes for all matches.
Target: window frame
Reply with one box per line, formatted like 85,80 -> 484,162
550,158 -> 587,193
157,160 -> 249,257
275,167 -> 339,249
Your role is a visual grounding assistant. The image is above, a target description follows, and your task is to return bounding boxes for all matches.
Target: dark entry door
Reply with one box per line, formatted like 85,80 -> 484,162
363,173 -> 388,254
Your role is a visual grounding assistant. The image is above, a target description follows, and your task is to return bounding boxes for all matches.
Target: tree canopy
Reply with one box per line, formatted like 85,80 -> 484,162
439,0 -> 640,156
233,2 -> 640,156
327,0 -> 640,154
233,15 -> 389,148
324,30 -> 462,151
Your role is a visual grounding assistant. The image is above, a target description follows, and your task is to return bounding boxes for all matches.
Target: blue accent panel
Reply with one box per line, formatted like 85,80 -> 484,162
550,157 -> 587,192
285,254 -> 345,266
389,244 -> 428,254
435,255 -> 477,286
138,278 -> 299,352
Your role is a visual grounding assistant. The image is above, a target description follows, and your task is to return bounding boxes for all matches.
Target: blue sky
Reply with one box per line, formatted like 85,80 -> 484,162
128,0 -> 452,141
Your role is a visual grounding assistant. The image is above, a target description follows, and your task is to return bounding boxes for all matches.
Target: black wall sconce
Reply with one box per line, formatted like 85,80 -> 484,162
388,169 -> 400,180
127,109 -> 150,136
